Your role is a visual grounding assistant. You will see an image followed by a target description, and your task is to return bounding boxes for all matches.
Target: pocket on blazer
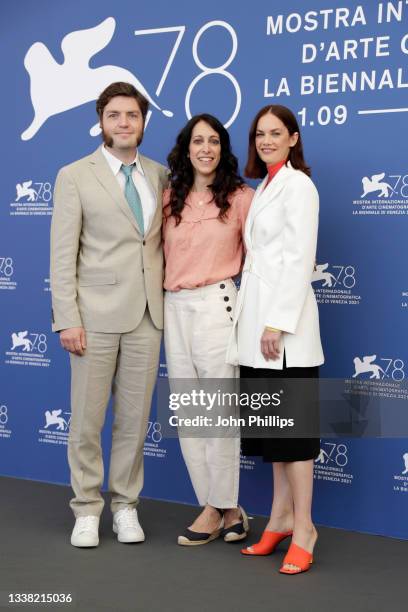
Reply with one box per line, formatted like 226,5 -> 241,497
78,272 -> 117,286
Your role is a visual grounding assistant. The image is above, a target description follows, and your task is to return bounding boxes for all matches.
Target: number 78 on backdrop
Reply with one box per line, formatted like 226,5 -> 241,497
135,22 -> 241,129
137,23 -> 344,130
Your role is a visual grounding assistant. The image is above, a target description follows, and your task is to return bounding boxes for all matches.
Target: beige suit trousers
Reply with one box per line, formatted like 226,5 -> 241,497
68,309 -> 161,517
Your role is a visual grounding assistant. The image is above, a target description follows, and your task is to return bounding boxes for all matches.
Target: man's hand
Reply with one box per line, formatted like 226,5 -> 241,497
60,327 -> 87,356
260,329 -> 282,361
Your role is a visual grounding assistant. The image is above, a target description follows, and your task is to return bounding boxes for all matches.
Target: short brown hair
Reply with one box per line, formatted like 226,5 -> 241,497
245,105 -> 310,178
96,82 -> 149,120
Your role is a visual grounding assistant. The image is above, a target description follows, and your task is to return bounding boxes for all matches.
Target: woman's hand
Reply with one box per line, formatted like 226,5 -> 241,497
260,328 -> 282,361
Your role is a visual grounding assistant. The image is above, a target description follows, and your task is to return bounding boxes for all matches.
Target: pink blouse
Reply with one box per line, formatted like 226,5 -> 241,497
163,185 -> 254,291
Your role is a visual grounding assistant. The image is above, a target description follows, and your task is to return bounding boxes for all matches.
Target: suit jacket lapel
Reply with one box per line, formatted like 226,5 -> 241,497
246,178 -> 270,241
249,164 -> 294,228
139,154 -> 162,239
88,148 -> 142,234
245,182 -> 263,247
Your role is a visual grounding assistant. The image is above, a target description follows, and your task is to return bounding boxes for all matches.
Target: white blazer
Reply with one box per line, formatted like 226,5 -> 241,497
226,163 -> 324,369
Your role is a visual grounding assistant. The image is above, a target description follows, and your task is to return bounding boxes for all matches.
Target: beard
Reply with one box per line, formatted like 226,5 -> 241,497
101,127 -> 114,148
101,127 -> 143,148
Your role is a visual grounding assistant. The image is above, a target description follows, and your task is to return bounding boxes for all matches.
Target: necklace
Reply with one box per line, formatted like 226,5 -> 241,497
191,186 -> 210,207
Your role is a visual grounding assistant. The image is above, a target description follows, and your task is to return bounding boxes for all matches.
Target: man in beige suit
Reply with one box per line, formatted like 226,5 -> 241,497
50,82 -> 168,547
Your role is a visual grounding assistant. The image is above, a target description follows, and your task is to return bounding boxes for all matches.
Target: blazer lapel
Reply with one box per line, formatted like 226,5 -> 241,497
88,148 -> 142,234
139,154 -> 162,238
245,178 -> 268,241
249,163 -> 295,228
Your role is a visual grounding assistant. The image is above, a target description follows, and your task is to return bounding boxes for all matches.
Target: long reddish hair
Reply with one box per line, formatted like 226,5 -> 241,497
245,105 -> 310,178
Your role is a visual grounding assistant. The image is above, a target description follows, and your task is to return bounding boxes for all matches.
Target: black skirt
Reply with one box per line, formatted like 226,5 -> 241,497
240,357 -> 320,463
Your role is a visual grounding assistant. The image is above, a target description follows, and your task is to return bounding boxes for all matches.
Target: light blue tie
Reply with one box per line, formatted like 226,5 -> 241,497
121,164 -> 144,234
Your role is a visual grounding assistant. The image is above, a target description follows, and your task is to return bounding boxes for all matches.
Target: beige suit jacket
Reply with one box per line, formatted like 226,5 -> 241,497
50,147 -> 168,333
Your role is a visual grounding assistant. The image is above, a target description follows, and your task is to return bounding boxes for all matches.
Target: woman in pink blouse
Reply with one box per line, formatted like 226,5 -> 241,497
163,114 -> 253,545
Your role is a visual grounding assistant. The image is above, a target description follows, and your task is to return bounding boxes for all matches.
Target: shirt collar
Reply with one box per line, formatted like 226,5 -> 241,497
267,159 -> 287,182
101,145 -> 145,176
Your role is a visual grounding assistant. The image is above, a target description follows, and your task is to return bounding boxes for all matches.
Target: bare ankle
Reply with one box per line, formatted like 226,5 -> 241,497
294,520 -> 316,533
266,513 -> 294,533
204,505 -> 221,516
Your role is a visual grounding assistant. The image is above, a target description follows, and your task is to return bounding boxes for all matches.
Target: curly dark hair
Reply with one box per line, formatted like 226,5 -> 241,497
166,114 -> 245,225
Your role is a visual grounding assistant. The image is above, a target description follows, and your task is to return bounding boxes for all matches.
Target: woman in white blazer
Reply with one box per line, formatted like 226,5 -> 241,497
227,105 -> 324,574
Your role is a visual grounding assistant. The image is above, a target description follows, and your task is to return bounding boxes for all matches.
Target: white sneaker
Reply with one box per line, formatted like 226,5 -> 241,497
71,515 -> 99,548
113,507 -> 145,543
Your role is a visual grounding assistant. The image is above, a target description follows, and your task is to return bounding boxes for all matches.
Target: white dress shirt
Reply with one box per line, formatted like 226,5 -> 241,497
101,145 -> 156,233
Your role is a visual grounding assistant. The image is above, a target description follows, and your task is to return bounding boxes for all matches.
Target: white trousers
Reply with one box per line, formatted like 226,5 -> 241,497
164,280 -> 240,508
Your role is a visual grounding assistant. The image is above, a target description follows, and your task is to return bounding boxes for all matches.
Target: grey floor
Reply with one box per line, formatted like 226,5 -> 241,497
0,476 -> 405,612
